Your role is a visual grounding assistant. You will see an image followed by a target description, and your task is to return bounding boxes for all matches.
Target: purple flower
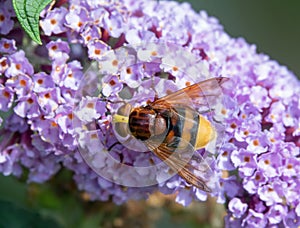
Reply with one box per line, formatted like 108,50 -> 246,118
267,204 -> 287,225
80,25 -> 102,45
257,152 -> 282,178
0,56 -> 9,73
249,85 -> 271,111
0,38 -> 17,54
243,170 -> 267,194
14,93 -> 41,118
74,96 -> 105,123
1,0 -> 300,226
0,7 -> 14,35
231,148 -> 257,177
37,88 -> 61,117
0,144 -> 23,177
87,40 -> 111,61
284,209 -> 300,227
6,74 -> 33,97
228,197 -> 248,219
257,181 -> 285,206
4,113 -> 28,133
242,209 -> 267,227
32,72 -> 55,93
5,50 -> 34,77
65,6 -> 89,33
101,74 -> 123,96
102,8 -> 125,38
46,39 -> 70,62
0,85 -> 14,111
246,132 -> 269,154
217,143 -> 236,171
40,7 -> 68,36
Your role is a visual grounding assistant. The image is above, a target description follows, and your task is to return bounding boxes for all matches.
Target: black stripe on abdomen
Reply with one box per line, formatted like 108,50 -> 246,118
168,107 -> 200,150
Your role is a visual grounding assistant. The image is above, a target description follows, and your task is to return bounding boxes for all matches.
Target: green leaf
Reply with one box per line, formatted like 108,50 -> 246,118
12,0 -> 53,45
0,200 -> 62,228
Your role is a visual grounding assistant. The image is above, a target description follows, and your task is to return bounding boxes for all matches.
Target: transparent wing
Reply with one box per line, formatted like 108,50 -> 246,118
151,77 -> 228,113
146,137 -> 218,192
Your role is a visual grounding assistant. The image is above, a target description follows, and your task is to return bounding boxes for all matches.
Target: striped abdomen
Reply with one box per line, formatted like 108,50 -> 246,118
128,106 -> 215,150
162,107 -> 199,151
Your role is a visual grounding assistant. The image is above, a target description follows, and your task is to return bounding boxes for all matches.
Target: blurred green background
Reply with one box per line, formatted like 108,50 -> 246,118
177,0 -> 300,78
1,1 -> 300,228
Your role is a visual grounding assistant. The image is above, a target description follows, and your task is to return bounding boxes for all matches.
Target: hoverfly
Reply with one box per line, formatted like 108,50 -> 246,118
112,77 -> 228,192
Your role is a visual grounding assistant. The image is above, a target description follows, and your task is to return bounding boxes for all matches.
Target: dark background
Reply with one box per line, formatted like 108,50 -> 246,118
177,0 -> 300,78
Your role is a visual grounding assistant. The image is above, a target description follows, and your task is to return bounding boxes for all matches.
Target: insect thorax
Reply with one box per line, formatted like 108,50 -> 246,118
128,106 -> 168,141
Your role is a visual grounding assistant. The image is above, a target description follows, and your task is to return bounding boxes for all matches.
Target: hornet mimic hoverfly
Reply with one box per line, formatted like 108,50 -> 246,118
112,77 -> 228,192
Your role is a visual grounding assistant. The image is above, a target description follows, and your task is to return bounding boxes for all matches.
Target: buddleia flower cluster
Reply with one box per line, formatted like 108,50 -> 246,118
0,0 -> 300,226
